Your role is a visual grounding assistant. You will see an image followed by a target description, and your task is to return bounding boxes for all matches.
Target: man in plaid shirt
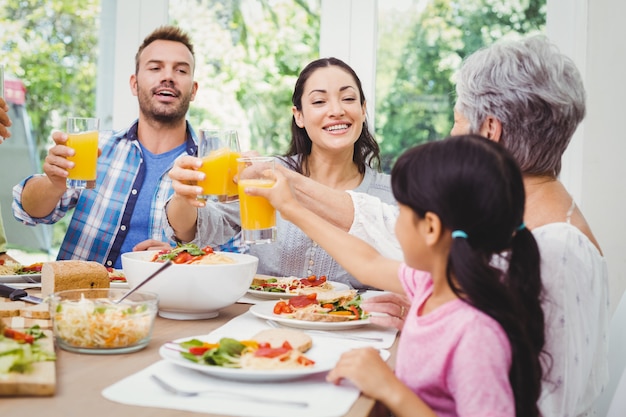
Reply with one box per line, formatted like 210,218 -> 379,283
12,25 -> 200,269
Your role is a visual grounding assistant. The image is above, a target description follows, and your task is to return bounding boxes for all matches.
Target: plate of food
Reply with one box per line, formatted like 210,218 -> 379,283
0,261 -> 43,283
159,328 -> 338,382
246,274 -> 351,299
249,290 -> 371,330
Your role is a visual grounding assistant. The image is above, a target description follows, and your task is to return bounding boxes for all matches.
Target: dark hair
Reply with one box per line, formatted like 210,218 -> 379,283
135,25 -> 195,74
391,135 -> 545,417
283,57 -> 381,175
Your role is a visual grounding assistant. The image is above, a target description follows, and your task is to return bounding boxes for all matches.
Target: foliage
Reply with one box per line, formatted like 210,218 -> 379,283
170,0 -> 320,154
0,0 -> 100,155
375,0 -> 546,172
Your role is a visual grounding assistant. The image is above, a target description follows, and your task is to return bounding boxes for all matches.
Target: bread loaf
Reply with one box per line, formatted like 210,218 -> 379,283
251,328 -> 313,353
41,261 -> 109,297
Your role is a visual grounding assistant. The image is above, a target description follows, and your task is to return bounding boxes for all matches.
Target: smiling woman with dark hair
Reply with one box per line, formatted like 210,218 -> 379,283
166,57 -> 396,290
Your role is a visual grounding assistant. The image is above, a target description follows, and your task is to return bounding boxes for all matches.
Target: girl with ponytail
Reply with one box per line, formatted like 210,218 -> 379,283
247,134 -> 545,417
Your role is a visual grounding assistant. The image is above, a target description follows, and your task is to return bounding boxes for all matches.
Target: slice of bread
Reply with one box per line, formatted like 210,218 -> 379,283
251,328 -> 313,353
292,309 -> 357,322
316,289 -> 357,304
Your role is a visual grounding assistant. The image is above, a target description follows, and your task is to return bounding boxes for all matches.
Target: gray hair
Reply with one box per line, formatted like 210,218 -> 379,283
454,35 -> 586,177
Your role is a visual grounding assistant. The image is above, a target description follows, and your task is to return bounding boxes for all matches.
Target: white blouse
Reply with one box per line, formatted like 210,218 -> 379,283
347,193 -> 609,416
534,222 -> 609,417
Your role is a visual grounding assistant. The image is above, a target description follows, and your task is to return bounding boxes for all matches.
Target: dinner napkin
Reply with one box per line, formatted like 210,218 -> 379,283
102,310 -> 396,417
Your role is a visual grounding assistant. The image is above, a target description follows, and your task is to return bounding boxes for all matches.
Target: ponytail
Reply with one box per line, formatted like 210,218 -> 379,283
448,228 -> 544,417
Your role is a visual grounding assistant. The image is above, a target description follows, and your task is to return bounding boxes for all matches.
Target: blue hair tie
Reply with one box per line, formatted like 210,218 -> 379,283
451,230 -> 468,239
517,222 -> 526,231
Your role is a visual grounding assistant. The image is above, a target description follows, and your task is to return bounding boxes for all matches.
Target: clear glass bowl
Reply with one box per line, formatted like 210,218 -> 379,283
48,288 -> 158,354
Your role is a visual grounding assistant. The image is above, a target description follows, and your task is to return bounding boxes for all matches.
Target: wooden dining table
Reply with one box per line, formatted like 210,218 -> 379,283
0,301 -> 397,417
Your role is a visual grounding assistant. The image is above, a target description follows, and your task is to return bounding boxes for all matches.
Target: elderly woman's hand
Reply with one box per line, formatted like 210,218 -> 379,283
361,292 -> 411,331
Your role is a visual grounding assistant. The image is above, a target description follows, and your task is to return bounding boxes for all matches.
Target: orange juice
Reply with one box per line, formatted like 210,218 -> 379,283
226,150 -> 241,196
66,130 -> 98,180
238,179 -> 276,230
198,147 -> 241,196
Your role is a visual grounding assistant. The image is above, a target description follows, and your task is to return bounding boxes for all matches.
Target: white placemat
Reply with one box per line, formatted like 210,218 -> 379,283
102,310 -> 397,416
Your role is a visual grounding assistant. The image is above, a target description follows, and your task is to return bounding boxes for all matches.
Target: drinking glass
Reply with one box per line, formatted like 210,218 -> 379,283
197,129 -> 241,201
237,156 -> 276,244
66,117 -> 99,189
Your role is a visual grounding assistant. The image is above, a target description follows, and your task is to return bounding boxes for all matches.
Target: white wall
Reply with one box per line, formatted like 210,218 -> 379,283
320,0 -> 377,130
98,0 -> 169,130
548,0 -> 626,315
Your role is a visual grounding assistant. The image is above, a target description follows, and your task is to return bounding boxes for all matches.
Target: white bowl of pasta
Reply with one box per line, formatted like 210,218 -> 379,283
121,245 -> 258,320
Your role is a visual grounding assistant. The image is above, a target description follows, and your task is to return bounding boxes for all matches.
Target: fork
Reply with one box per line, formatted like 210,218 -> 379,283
150,374 -> 309,408
265,319 -> 384,342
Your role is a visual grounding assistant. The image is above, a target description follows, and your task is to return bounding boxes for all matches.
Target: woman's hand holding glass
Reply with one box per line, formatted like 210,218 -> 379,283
168,155 -> 207,208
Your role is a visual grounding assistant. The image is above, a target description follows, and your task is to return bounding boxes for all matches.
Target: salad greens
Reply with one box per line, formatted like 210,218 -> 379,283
153,243 -> 206,262
179,338 -> 247,368
0,325 -> 56,375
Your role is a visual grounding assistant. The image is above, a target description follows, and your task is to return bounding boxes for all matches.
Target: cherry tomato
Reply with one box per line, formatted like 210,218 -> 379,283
173,252 -> 194,264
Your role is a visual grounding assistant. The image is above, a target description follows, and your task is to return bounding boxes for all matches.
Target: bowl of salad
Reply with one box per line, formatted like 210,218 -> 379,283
121,244 -> 258,320
48,288 -> 158,354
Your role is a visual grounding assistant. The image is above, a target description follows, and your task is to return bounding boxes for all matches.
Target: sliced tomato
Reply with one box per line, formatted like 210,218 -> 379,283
254,346 -> 291,358
288,293 -> 318,309
300,275 -> 327,287
3,328 -> 35,344
273,301 -> 289,314
20,262 -> 43,273
173,252 -> 194,264
297,356 -> 315,366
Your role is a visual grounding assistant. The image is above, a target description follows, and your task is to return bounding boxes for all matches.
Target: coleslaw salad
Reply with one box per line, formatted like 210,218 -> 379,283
51,293 -> 157,350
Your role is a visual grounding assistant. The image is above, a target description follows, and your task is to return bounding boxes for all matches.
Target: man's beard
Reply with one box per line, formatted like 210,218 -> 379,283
137,84 -> 191,124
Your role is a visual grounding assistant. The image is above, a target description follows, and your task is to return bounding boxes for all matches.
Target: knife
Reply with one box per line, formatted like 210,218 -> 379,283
0,284 -> 44,304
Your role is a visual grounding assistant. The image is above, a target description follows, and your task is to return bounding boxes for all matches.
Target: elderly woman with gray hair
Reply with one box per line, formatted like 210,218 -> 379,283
358,35 -> 608,417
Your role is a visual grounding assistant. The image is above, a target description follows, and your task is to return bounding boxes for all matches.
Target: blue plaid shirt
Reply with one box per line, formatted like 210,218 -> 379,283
12,120 -> 197,268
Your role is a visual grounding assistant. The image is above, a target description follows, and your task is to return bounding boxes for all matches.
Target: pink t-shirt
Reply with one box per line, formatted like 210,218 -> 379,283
396,263 -> 514,417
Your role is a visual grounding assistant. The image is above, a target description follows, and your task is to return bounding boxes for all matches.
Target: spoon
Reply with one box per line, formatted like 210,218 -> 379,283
113,260 -> 172,304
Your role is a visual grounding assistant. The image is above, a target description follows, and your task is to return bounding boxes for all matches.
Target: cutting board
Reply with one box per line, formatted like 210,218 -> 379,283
0,329 -> 56,396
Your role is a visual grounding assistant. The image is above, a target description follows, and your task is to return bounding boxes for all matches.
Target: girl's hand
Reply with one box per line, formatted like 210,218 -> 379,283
168,155 -> 205,207
361,293 -> 411,331
326,347 -> 398,401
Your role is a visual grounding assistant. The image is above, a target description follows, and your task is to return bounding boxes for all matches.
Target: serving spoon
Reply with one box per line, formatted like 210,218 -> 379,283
113,260 -> 172,304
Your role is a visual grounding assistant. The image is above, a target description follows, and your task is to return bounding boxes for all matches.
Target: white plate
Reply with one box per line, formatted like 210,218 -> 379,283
159,336 -> 337,382
0,273 -> 41,283
249,300 -> 370,330
246,279 -> 351,300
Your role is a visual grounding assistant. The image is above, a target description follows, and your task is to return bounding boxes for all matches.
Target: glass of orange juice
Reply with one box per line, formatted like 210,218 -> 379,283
66,117 -> 99,189
237,156 -> 276,244
197,129 -> 241,202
